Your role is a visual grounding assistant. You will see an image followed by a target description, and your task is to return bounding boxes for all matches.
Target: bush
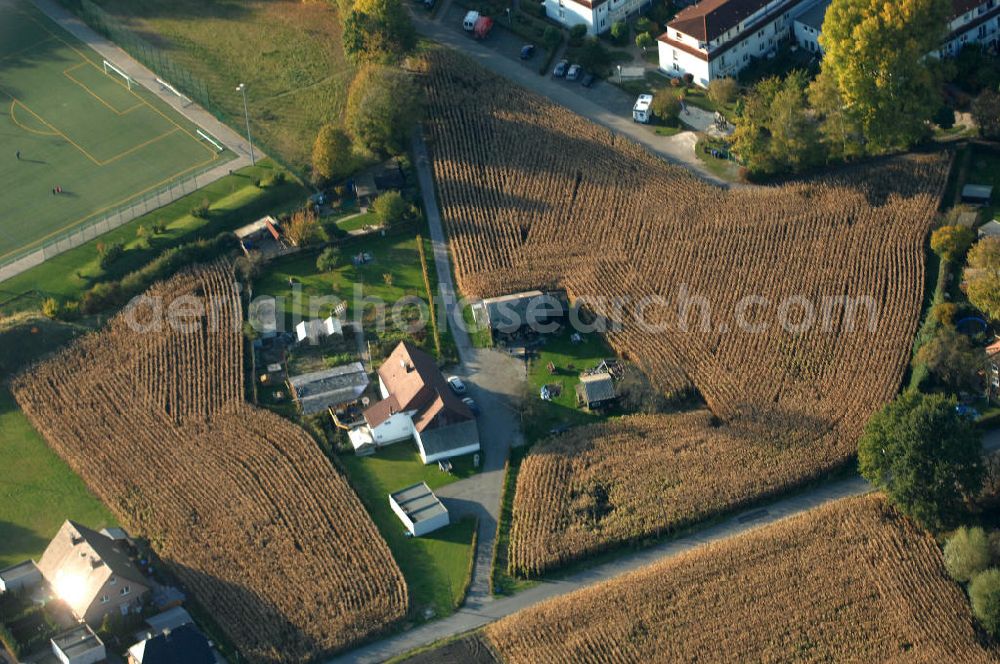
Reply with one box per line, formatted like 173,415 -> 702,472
930,225 -> 976,263
708,77 -> 739,107
569,24 -> 587,47
933,105 -> 956,129
610,21 -> 628,45
41,297 -> 61,319
543,26 -> 561,50
969,568 -> 1000,636
316,246 -> 341,273
651,93 -> 681,126
264,171 -> 287,188
371,191 -> 409,227
284,209 -> 326,247
191,198 -> 211,219
635,17 -> 653,34
97,241 -> 124,270
944,527 -> 993,582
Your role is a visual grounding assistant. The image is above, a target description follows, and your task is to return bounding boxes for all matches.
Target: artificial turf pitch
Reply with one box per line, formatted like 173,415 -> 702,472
0,0 -> 233,264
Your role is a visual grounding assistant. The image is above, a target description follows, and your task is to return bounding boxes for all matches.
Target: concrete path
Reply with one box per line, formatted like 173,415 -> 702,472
328,474 -> 874,663
32,0 -> 257,166
412,10 -> 734,188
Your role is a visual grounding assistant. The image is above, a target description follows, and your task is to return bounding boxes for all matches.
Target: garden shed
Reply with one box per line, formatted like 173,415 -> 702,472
576,372 -> 616,409
389,482 -> 450,536
962,184 -> 994,206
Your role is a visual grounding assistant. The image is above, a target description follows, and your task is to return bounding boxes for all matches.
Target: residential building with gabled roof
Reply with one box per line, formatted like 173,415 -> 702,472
37,521 -> 150,625
349,342 -> 480,463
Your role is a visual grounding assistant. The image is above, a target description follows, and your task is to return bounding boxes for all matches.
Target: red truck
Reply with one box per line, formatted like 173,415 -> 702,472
474,16 -> 493,38
463,11 -> 493,39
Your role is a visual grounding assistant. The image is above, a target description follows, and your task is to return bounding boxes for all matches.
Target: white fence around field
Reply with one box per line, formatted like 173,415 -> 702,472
0,165 -> 224,283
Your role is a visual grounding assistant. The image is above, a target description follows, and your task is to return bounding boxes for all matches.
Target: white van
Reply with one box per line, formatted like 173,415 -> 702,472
632,94 -> 653,124
463,10 -> 480,30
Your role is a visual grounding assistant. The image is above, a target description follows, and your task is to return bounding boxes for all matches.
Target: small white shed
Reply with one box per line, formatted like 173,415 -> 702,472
389,482 -> 449,537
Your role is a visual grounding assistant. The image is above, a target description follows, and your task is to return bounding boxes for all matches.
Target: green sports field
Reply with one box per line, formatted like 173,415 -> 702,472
0,0 -> 233,264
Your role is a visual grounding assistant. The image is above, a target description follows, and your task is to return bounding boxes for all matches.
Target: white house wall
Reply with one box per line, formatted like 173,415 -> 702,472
658,0 -> 821,86
794,20 -> 823,53
544,0 -> 601,34
415,438 -> 482,465
371,412 -> 414,446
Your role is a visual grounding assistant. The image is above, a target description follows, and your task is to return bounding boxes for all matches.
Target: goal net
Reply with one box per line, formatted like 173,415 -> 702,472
102,59 -> 133,91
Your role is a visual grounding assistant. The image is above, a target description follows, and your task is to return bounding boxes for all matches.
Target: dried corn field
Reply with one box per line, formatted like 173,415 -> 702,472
487,495 -> 998,663
11,264 -> 406,663
420,51 -> 952,575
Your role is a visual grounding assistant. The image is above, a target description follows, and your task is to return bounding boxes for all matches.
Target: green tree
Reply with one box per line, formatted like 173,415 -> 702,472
311,124 -> 355,185
732,73 -> 822,176
815,0 -> 949,152
610,21 -> 628,44
970,569 -> 1000,636
931,225 -> 976,263
731,76 -> 783,175
372,191 -> 409,227
576,38 -> 611,73
316,246 -> 341,273
635,32 -> 654,54
542,26 -> 562,51
972,89 -> 1000,140
944,527 -> 993,583
345,64 -> 424,155
635,17 -> 653,34
964,238 -> 1000,322
569,24 -> 587,46
651,93 -> 681,125
808,69 -> 864,161
707,77 -> 738,108
858,390 -> 983,530
915,326 -> 984,392
767,70 -> 824,173
343,0 -> 416,64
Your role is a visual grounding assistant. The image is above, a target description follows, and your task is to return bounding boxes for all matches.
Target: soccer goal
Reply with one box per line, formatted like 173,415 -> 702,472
102,59 -> 133,91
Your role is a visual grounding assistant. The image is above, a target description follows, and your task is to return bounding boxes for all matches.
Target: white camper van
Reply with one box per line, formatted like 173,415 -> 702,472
632,94 -> 653,124
463,10 -> 480,30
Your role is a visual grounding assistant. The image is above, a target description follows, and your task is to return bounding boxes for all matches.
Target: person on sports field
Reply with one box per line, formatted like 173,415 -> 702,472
16,150 -> 20,160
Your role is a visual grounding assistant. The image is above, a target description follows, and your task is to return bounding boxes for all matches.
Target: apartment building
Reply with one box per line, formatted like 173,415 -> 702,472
543,0 -> 652,35
656,0 -> 821,86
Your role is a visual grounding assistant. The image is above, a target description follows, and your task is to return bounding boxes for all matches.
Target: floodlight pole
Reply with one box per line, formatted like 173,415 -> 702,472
236,83 -> 256,166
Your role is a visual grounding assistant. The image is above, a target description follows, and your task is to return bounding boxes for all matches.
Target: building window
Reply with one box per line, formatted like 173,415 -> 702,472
600,17 -> 605,27
558,8 -> 564,18
673,49 -> 679,61
743,53 -> 749,62
121,585 -> 130,596
109,577 -> 116,585
100,595 -> 109,604
759,42 -> 765,51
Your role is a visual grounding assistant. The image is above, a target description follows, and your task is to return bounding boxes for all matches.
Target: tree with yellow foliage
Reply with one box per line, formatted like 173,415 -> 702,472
811,0 -> 949,153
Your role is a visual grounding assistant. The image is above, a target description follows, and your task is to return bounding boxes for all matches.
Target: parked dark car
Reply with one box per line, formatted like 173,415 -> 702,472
552,59 -> 569,77
520,44 -> 536,59
581,72 -> 596,88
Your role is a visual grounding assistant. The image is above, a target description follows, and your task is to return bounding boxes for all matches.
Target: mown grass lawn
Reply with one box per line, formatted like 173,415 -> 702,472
0,318 -> 116,568
0,160 -> 305,314
253,228 -> 451,360
523,327 -> 613,443
339,444 -> 478,619
89,0 -> 353,172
